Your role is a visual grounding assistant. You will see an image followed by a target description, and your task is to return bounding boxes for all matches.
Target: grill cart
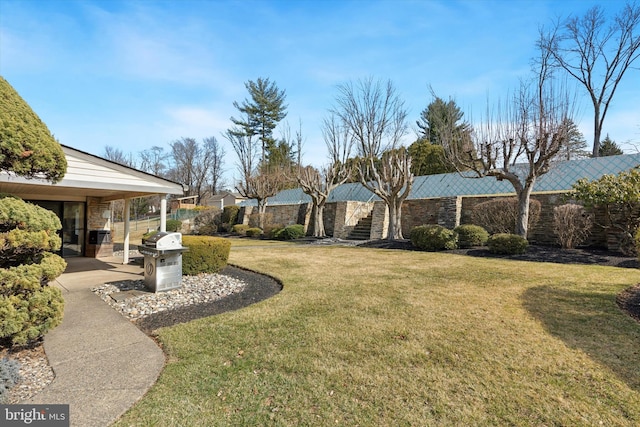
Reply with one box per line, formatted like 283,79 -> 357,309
138,232 -> 188,292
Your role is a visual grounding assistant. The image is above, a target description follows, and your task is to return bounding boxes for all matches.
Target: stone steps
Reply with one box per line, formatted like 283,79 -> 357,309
347,214 -> 373,240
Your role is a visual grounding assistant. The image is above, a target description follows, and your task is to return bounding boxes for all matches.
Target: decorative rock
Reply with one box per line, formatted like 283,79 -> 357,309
91,273 -> 247,322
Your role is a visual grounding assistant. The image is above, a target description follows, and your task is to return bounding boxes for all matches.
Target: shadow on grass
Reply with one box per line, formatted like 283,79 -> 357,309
522,286 -> 640,392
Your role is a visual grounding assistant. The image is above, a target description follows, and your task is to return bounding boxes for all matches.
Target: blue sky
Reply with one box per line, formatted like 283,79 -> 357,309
1,0 -> 638,186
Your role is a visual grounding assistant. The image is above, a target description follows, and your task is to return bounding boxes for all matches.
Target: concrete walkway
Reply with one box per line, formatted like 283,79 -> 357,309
27,257 -> 165,427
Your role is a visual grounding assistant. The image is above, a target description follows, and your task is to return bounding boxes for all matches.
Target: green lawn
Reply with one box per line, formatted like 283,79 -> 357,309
115,243 -> 640,426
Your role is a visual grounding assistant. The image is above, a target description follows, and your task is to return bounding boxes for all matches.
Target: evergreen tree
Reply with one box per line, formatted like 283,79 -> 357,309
560,119 -> 589,160
408,139 -> 456,176
599,134 -> 624,156
0,77 -> 67,346
0,77 -> 67,182
231,77 -> 287,169
416,95 -> 471,148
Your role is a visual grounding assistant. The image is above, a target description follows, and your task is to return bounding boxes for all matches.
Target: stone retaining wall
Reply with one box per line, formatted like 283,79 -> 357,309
239,193 -> 638,252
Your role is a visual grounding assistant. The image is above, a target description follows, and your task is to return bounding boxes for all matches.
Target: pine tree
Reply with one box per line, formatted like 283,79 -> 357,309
599,134 -> 624,156
560,119 -> 589,160
231,78 -> 287,169
416,96 -> 471,147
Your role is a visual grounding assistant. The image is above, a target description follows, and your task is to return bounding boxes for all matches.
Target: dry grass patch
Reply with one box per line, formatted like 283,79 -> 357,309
115,246 -> 640,426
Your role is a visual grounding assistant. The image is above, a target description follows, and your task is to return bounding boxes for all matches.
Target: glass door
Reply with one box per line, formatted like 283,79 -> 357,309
62,202 -> 85,257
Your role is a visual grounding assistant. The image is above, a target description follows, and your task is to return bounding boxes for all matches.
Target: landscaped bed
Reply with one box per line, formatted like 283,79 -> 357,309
113,241 -> 640,426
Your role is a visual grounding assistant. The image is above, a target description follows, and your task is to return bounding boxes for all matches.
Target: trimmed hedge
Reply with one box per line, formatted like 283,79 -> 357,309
454,224 -> 489,248
273,224 -> 305,240
487,233 -> 528,255
410,225 -> 457,251
232,224 -> 250,235
245,227 -> 263,237
181,235 -> 231,275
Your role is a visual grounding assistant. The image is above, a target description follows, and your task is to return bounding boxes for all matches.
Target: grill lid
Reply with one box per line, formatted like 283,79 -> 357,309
144,232 -> 183,250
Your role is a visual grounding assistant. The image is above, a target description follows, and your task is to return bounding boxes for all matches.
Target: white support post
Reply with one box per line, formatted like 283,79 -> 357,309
123,198 -> 131,265
160,195 -> 168,232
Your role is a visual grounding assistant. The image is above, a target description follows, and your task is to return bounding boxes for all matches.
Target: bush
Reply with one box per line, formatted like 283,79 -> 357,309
231,224 -> 250,235
487,233 -> 528,255
245,228 -> 263,238
553,204 -> 593,249
0,197 -> 65,346
264,223 -> 284,239
472,197 -> 541,235
0,357 -> 21,403
635,228 -> 640,263
410,225 -> 458,251
221,205 -> 240,226
454,224 -> 489,248
193,208 -> 221,235
274,224 -> 306,240
181,235 -> 230,275
166,219 -> 182,232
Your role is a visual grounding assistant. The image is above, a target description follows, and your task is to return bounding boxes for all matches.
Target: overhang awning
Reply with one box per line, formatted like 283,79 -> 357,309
0,144 -> 185,201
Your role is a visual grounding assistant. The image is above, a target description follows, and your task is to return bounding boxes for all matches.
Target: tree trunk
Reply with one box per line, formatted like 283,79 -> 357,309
515,185 -> 534,239
258,199 -> 267,229
314,202 -> 326,238
386,198 -> 404,240
592,104 -> 601,158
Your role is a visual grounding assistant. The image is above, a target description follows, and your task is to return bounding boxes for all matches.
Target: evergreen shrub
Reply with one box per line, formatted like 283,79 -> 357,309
232,224 -> 250,235
0,357 -> 21,403
487,233 -> 528,255
454,224 -> 489,248
181,235 -> 230,275
275,224 -> 305,240
264,224 -> 284,239
245,228 -> 263,237
410,225 -> 457,251
166,219 -> 182,232
221,205 -> 240,226
0,196 -> 65,346
193,208 -> 221,235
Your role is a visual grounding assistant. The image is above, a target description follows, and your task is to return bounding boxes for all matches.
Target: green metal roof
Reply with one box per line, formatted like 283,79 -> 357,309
241,153 -> 640,206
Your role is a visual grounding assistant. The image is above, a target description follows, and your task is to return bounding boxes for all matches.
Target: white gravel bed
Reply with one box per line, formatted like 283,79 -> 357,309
91,273 -> 248,321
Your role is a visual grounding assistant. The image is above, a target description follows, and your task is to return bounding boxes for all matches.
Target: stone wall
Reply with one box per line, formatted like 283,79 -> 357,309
86,197 -> 113,257
239,193 -> 637,252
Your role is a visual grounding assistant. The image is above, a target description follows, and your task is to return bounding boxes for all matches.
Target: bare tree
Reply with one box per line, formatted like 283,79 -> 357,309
441,50 -> 574,238
358,148 -> 414,240
332,77 -> 413,240
103,145 -> 135,167
208,137 -> 226,195
225,125 -> 288,228
139,146 -> 168,177
297,115 -> 353,237
239,170 -> 289,229
334,77 -> 408,158
224,127 -> 258,195
168,137 -> 219,204
538,3 -> 640,157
